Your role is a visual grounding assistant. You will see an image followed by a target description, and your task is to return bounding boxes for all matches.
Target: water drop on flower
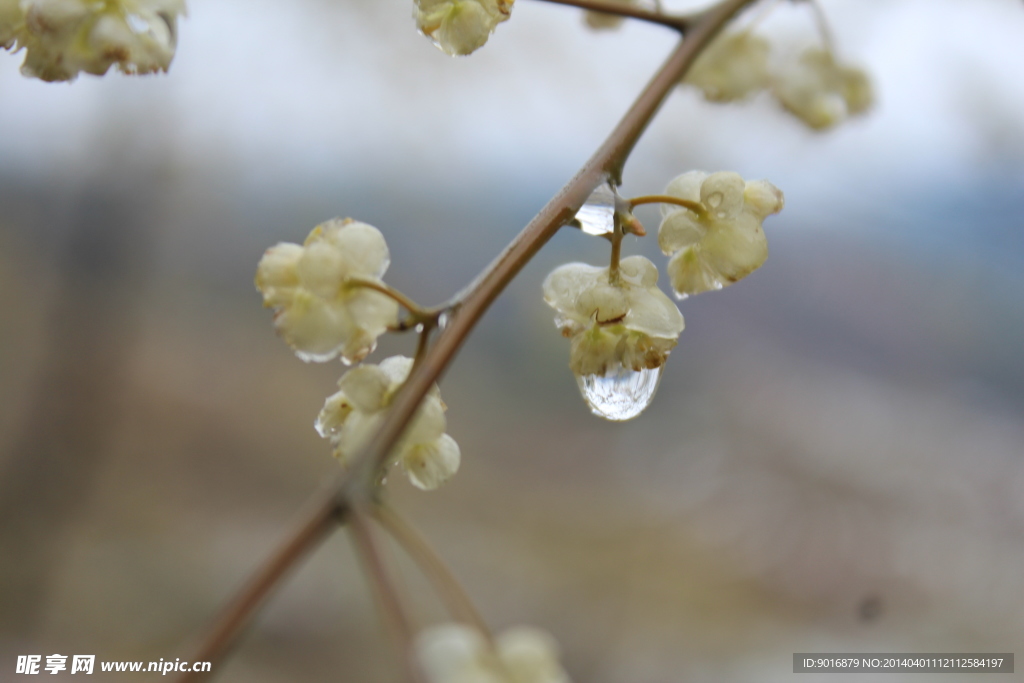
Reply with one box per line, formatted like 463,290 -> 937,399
575,365 -> 664,421
575,183 -> 617,236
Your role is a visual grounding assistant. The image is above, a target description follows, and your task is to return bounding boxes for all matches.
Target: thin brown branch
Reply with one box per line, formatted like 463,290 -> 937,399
349,505 -> 428,683
177,496 -> 346,682
532,0 -> 690,31
183,0 -> 759,677
373,503 -> 492,639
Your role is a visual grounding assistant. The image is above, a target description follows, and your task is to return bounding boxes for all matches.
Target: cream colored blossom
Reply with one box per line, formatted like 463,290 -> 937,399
684,31 -> 770,102
414,0 -> 513,56
582,0 -> 636,31
773,47 -> 872,130
2,0 -> 185,82
543,255 -> 684,377
256,218 -> 400,364
658,171 -> 784,297
316,356 -> 460,490
416,623 -> 570,683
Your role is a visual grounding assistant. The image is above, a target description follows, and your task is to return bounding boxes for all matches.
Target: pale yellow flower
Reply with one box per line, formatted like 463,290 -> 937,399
543,255 -> 684,377
773,47 -> 872,130
414,0 -> 513,56
4,0 -> 185,82
316,356 -> 460,491
684,31 -> 771,102
658,171 -> 784,297
256,218 -> 399,364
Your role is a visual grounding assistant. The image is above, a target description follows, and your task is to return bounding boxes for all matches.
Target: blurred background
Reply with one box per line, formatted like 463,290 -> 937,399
2,0 -> 1024,680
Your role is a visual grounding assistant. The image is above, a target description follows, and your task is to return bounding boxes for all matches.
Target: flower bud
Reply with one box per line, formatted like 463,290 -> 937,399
414,0 -> 513,56
416,623 -> 571,683
582,0 -> 636,31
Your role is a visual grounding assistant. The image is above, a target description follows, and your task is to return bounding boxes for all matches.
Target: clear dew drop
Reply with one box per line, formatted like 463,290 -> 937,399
575,183 -> 617,236
576,365 -> 664,421
314,414 -> 332,438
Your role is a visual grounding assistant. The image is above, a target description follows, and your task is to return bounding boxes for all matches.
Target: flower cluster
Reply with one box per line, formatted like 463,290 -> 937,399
773,47 -> 872,130
256,218 -> 399,365
414,0 -> 513,56
1,0 -> 185,82
316,356 -> 460,491
658,171 -> 784,297
682,30 -> 872,130
684,31 -> 771,102
543,255 -> 684,378
416,623 -> 571,683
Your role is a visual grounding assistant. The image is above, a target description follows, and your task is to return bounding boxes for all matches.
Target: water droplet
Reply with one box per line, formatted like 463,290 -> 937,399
706,191 -> 723,208
575,183 -> 616,236
437,312 -> 450,330
576,365 -> 664,421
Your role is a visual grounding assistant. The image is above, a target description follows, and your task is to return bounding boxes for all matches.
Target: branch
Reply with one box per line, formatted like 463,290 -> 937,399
373,503 -> 492,639
181,0 -> 758,677
178,496 -> 346,682
349,506 -> 428,683
531,0 -> 691,31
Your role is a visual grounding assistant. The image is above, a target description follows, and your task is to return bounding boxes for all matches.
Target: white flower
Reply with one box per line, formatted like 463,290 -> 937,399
581,0 -> 636,31
316,356 -> 460,491
4,0 -> 185,82
256,218 -> 400,364
414,0 -> 513,56
543,255 -> 684,377
773,47 -> 872,130
683,31 -> 770,102
416,623 -> 570,683
658,171 -> 784,297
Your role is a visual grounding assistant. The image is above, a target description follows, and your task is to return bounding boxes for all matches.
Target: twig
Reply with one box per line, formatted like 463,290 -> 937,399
182,0 -> 759,678
349,505 -> 428,683
372,503 -> 492,639
177,495 -> 347,682
532,0 -> 690,31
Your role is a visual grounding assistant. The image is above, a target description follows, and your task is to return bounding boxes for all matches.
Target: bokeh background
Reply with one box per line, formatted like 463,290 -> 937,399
2,0 -> 1024,680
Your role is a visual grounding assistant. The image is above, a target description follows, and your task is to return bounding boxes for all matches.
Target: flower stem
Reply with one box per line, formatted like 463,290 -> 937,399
629,194 -> 706,216
373,503 -> 492,640
345,277 -> 436,322
608,223 -> 624,282
806,0 -> 835,53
